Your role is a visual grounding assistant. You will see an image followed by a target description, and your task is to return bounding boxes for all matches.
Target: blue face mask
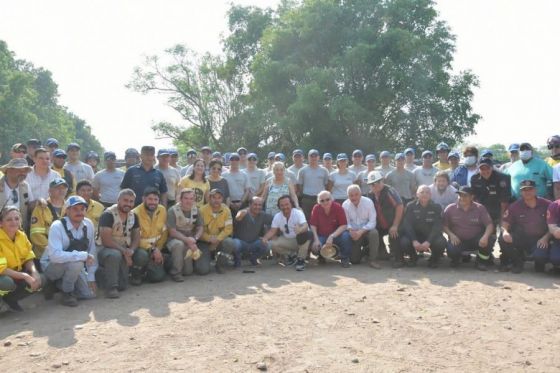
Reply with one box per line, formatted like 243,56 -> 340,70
464,156 -> 477,166
519,150 -> 532,161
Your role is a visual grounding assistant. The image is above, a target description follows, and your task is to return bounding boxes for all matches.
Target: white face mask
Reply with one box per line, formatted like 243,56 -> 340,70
464,156 -> 477,166
520,150 -> 532,161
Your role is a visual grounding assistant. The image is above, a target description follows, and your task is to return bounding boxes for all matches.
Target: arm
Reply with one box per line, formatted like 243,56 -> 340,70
160,192 -> 168,207
29,207 -> 49,251
554,182 -> 560,201
262,227 -> 279,244
99,227 -> 127,254
288,183 -> 299,208
216,211 -> 233,241
46,224 -> 89,264
389,204 -> 404,238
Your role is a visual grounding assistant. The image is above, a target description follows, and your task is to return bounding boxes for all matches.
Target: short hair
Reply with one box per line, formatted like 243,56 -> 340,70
143,186 -> 160,197
209,159 -> 223,169
277,194 -> 295,209
462,146 -> 478,158
347,184 -> 361,195
434,170 -> 450,182
118,188 -> 136,200
0,206 -> 20,221
34,148 -> 48,157
416,185 -> 431,194
316,190 -> 331,203
179,188 -> 195,200
76,180 -> 93,191
272,161 -> 285,171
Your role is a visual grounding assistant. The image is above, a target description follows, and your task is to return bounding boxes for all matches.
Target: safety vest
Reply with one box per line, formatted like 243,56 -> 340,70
0,176 -> 30,228
30,199 -> 65,258
96,204 -> 136,247
133,204 -> 167,250
170,204 -> 198,236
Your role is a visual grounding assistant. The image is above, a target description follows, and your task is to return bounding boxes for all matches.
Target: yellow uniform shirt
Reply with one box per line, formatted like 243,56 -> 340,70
133,204 -> 168,250
178,178 -> 210,208
199,203 -> 233,242
86,199 -> 105,231
545,157 -> 560,167
433,160 -> 450,171
0,228 -> 35,274
29,199 -> 65,258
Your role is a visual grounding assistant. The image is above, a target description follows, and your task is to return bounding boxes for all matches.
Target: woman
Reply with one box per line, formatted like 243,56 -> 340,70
0,207 -> 44,312
327,153 -> 357,204
207,159 -> 231,207
178,159 -> 210,208
261,162 -> 299,216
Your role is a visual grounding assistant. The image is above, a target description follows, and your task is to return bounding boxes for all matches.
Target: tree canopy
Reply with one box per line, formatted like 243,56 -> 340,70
129,0 -> 480,156
0,40 -> 103,162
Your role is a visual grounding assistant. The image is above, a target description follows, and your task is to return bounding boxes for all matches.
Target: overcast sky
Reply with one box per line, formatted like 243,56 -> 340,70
1,0 -> 558,156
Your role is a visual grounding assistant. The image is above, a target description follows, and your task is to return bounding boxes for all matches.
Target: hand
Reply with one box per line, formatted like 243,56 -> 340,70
502,231 -> 513,244
553,228 -> 560,240
209,236 -> 220,245
389,225 -> 399,239
420,242 -> 431,252
412,240 -> 421,251
326,235 -> 334,245
184,237 -> 197,246
479,236 -> 489,248
236,209 -> 248,219
312,240 -> 321,254
86,254 -> 95,266
152,249 -> 163,265
30,271 -> 42,291
88,281 -> 97,295
261,237 -> 269,245
449,233 -> 461,246
124,249 -> 134,267
537,238 -> 549,249
22,273 -> 38,291
349,230 -> 362,241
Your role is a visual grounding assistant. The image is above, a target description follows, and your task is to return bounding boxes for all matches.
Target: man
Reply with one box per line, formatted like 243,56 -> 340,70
26,148 -> 60,201
414,151 -> 438,187
76,180 -> 105,230
85,151 -> 100,174
0,158 -> 34,229
447,151 -> 460,174
357,154 -> 376,195
554,164 -> 560,201
385,153 -> 416,205
342,185 -> 379,267
121,145 -> 168,206
433,142 -> 451,170
504,142 -> 552,200
243,153 -> 267,198
443,186 -> 495,270
451,146 -> 479,187
297,149 -> 329,220
30,178 -> 67,260
322,153 -> 336,173
25,139 -> 41,167
349,150 -> 367,175
404,148 -> 417,172
123,148 -> 140,170
9,143 -> 27,160
237,147 -> 248,170
262,194 -> 312,271
96,189 -> 140,298
51,149 -> 75,196
375,151 -> 395,177
367,171 -> 403,263
545,135 -> 560,167
199,189 -> 236,273
92,151 -> 125,207
200,146 -> 213,171
222,153 -> 250,215
266,151 -> 276,174
499,180 -> 551,273
155,149 -> 180,208
544,195 -> 560,271
169,148 -> 181,170
429,171 -> 457,210
41,196 -> 97,307
45,138 -> 59,155
310,190 -> 352,268
233,197 -> 272,266
131,187 -> 168,284
166,188 -> 206,281
288,149 -> 306,182
499,144 -> 520,173
471,158 -> 511,227
64,143 -> 94,182
399,185 -> 446,268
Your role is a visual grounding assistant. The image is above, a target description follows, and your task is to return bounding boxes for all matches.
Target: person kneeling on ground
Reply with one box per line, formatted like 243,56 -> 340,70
398,185 -> 446,268
41,196 -> 97,307
96,189 -> 140,298
262,195 -> 312,271
233,197 -> 272,267
166,188 -> 207,281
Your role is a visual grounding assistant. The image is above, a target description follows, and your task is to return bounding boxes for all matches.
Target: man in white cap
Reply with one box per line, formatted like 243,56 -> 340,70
0,158 -> 34,229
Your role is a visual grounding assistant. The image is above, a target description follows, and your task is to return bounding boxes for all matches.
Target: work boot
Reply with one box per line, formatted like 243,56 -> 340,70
105,287 -> 120,299
295,259 -> 306,271
3,295 -> 23,312
42,279 -> 57,300
341,258 -> 351,268
61,292 -> 78,307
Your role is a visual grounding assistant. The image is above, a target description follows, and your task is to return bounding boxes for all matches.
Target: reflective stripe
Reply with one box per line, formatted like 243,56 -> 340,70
0,290 -> 10,296
478,252 -> 490,260
30,228 -> 47,234
0,257 -> 7,266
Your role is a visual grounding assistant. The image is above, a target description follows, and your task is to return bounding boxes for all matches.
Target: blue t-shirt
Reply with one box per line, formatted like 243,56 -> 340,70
504,157 -> 552,199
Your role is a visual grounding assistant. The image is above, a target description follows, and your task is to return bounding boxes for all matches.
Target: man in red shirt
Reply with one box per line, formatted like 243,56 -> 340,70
539,192 -> 560,271
310,191 -> 352,268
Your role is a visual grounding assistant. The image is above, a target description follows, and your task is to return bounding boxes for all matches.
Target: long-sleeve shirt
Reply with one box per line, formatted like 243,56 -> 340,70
401,200 -> 443,244
200,203 -> 233,242
40,217 -> 97,281
342,197 -> 377,231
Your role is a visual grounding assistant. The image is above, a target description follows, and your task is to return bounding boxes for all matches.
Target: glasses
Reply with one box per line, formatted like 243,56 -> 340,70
319,198 -> 331,203
284,224 -> 290,234
11,189 -> 18,204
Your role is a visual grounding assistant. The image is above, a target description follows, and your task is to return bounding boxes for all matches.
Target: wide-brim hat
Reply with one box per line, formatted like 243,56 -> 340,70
0,158 -> 33,173
320,243 -> 340,260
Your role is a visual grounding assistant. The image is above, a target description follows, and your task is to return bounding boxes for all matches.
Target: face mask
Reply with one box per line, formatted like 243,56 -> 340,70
464,156 -> 477,166
519,150 -> 532,161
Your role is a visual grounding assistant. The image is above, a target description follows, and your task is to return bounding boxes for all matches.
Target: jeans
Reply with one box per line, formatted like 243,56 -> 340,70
533,239 -> 560,267
231,238 -> 270,265
317,231 -> 352,260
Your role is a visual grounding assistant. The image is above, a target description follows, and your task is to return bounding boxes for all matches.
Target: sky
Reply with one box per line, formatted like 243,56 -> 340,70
0,0 -> 558,156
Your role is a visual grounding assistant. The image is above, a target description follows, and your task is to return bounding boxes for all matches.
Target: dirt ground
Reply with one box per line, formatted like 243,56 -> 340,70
1,255 -> 559,373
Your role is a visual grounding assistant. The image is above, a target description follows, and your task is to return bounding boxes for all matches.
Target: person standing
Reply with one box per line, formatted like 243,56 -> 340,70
413,151 -> 438,187
328,153 -> 357,204
155,149 -> 181,208
297,149 -> 329,220
92,151 -> 125,208
64,143 -> 94,182
385,153 -> 416,205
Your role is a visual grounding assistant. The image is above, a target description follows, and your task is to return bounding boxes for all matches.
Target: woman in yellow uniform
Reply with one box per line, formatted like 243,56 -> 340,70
0,207 -> 44,312
178,159 -> 210,208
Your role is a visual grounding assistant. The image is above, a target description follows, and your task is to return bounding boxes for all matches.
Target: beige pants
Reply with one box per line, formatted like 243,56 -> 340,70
271,236 -> 309,260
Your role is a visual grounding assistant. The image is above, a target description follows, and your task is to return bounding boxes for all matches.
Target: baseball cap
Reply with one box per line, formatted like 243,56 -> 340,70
157,149 -> 170,157
11,143 -> 27,153
52,149 -> 67,158
352,149 -> 363,157
85,151 -> 99,161
209,188 -> 224,196
365,154 -> 376,162
125,148 -> 139,158
404,148 -> 415,155
186,149 -> 197,156
422,150 -> 433,158
201,146 -> 212,153
456,186 -> 475,195
67,143 -> 81,151
308,149 -> 320,157
519,179 -> 536,190
448,151 -> 460,160
292,149 -> 304,157
229,152 -> 240,161
27,139 -> 41,147
45,138 -> 59,147
480,149 -> 493,157
508,144 -> 520,152
379,151 -> 391,158
366,171 -> 384,184
274,153 -> 286,161
212,151 -> 222,158
519,142 -> 532,151
49,177 -> 68,189
64,195 -> 88,209
104,151 -> 116,160
395,153 -> 405,161
478,157 -> 493,168
267,151 -> 276,159
169,149 -> 178,156
336,153 -> 349,161
247,153 -> 258,160
436,142 -> 450,152
323,152 -> 333,160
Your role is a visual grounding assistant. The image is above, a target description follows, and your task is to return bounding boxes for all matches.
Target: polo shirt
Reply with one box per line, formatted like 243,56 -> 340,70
297,165 -> 329,196
505,158 -> 552,199
547,200 -> 560,226
503,197 -> 551,237
120,164 -> 168,206
310,201 -> 347,237
443,202 -> 492,241
470,170 -> 511,220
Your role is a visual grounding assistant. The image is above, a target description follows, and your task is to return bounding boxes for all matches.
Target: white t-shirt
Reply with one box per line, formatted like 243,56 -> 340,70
3,180 -> 34,206
271,208 -> 307,239
553,163 -> 560,182
93,168 -> 125,204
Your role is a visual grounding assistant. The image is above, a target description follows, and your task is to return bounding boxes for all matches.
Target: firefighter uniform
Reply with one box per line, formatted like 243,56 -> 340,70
132,203 -> 168,283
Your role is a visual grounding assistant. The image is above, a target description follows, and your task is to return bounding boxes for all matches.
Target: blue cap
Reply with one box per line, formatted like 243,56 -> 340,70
323,152 -> 333,160
404,148 -> 415,155
64,195 -> 88,209
67,142 -> 80,151
125,148 -> 139,157
478,157 -> 493,168
85,151 -> 99,161
49,177 -> 68,189
45,138 -> 59,147
229,152 -> 240,161
52,149 -> 67,158
448,151 -> 460,160
157,149 -> 171,157
336,153 -> 349,161
422,150 -> 433,158
352,149 -> 363,157
481,149 -> 493,157
436,142 -> 450,152
395,153 -> 405,160
292,149 -> 304,156
186,148 -> 197,156
308,149 -> 319,156
247,153 -> 258,160
267,151 -> 276,159
275,153 -> 286,161
365,154 -> 376,162
380,151 -> 391,158
168,148 -> 178,156
104,151 -> 116,160
508,144 -> 520,152
212,151 -> 222,158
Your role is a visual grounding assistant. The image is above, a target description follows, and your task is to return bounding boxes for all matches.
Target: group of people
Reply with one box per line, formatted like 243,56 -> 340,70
0,135 -> 559,313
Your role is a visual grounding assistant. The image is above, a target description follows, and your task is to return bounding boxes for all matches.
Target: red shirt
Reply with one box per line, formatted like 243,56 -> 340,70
310,201 -> 347,237
547,200 -> 560,226
503,197 -> 551,237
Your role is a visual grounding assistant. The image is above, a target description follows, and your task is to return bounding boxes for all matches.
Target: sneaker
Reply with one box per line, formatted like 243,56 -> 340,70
341,258 -> 351,268
286,255 -> 297,266
3,297 -> 23,312
61,292 -> 78,307
42,279 -> 57,300
105,287 -> 120,299
295,259 -> 305,271
368,261 -> 381,269
130,276 -> 142,286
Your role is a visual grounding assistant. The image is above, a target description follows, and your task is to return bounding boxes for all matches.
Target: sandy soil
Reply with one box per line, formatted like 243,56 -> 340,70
1,257 -> 559,372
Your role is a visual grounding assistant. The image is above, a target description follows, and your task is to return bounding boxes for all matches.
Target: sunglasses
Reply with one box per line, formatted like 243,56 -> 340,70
284,224 -> 290,234
11,189 -> 18,204
319,198 -> 331,203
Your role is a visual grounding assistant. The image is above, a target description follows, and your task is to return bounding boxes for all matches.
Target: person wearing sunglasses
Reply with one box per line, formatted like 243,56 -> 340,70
545,135 -> 560,167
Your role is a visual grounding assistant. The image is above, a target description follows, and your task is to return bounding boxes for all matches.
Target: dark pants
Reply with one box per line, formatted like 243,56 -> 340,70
131,249 -> 166,283
377,227 -> 400,258
97,247 -> 129,290
447,233 -> 496,264
350,229 -> 380,264
0,274 -> 45,303
533,239 -> 560,268
301,195 -> 317,221
399,233 -> 446,263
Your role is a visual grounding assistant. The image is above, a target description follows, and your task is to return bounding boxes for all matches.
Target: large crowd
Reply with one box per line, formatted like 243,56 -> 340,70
0,135 -> 559,312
